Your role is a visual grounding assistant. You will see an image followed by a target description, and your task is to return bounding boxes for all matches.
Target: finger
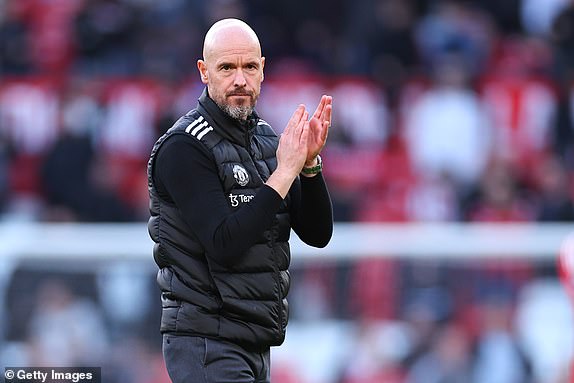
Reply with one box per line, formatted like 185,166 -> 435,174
285,105 -> 304,135
322,102 -> 332,127
300,121 -> 310,149
321,120 -> 330,142
295,112 -> 309,137
312,95 -> 327,120
284,104 -> 305,135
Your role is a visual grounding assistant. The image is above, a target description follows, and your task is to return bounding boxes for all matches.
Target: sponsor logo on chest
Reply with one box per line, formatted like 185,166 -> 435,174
228,193 -> 255,207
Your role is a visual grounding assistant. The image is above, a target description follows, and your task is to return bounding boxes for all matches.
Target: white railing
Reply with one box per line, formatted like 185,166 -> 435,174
0,222 -> 572,260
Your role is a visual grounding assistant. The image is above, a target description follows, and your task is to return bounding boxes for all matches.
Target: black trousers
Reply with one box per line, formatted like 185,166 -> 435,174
163,334 -> 271,383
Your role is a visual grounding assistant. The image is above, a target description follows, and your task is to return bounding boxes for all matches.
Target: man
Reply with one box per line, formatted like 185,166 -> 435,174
147,18 -> 333,382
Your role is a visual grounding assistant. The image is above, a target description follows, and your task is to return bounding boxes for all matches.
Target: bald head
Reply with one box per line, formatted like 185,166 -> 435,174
202,18 -> 262,62
197,18 -> 265,121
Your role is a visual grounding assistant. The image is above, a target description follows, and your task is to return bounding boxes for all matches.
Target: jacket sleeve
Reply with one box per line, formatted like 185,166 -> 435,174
154,135 -> 284,266
289,173 -> 334,248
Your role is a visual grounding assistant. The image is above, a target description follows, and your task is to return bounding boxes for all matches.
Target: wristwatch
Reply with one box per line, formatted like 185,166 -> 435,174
301,155 -> 323,175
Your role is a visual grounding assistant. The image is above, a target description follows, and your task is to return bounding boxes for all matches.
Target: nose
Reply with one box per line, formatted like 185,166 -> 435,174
234,69 -> 247,87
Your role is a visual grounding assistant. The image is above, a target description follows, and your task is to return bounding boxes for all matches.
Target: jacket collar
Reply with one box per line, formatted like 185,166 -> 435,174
197,88 -> 259,147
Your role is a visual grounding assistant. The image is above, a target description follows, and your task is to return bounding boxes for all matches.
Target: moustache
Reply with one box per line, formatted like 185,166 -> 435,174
227,90 -> 253,97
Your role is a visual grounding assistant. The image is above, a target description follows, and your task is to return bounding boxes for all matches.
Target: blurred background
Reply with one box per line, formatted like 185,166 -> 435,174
1,0 -> 574,381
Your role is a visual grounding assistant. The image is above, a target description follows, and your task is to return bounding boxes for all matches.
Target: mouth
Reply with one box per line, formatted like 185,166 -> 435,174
227,92 -> 252,98
228,95 -> 251,100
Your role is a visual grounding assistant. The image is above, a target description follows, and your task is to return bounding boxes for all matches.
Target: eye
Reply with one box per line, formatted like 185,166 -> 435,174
221,64 -> 231,71
246,63 -> 258,70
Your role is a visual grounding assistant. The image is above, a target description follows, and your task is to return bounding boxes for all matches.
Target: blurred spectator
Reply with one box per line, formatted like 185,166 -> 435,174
400,260 -> 454,326
465,157 -> 534,222
414,1 -> 494,77
0,78 -> 59,155
477,0 -> 522,34
352,138 -> 417,222
289,263 -> 335,321
520,0 -> 570,37
479,64 -> 557,174
73,0 -> 140,75
39,78 -> 137,222
405,322 -> 473,383
134,2 -> 206,81
551,3 -> 574,77
549,74 -> 574,167
27,279 -> 109,366
533,154 -> 574,221
406,172 -> 459,221
550,4 -> 574,169
40,133 -> 137,222
330,79 -> 390,146
400,263 -> 453,371
348,258 -> 397,320
97,262 -> 154,336
404,53 -> 491,189
0,78 -> 60,219
472,297 -> 532,383
0,1 -> 33,74
99,79 -> 162,158
39,119 -> 93,221
367,0 -> 418,98
461,156 -> 536,346
514,279 -> 574,383
340,321 -> 409,383
23,0 -> 83,75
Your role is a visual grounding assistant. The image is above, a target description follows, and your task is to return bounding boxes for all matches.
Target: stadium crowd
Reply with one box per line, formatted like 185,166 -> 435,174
1,0 -> 574,382
1,0 -> 574,225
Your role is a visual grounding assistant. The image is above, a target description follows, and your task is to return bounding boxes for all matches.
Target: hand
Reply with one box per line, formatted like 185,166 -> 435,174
266,105 -> 310,198
276,105 -> 310,177
306,95 -> 332,165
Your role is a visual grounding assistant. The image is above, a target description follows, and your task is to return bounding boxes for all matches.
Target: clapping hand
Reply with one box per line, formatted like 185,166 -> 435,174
276,105 -> 310,176
306,95 -> 332,165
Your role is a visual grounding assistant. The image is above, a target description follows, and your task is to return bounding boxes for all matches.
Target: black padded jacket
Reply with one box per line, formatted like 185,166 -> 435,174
147,90 -> 332,350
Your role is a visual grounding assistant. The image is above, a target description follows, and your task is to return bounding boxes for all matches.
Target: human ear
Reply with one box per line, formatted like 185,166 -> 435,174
197,60 -> 209,84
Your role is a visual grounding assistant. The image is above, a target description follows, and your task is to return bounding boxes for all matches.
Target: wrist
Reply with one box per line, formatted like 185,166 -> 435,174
301,155 -> 322,176
304,156 -> 319,168
267,167 -> 298,198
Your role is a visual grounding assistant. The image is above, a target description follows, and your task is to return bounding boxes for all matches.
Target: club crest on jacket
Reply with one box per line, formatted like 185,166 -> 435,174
233,164 -> 249,186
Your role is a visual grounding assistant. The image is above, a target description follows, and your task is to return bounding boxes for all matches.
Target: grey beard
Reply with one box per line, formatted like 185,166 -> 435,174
220,103 -> 253,121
